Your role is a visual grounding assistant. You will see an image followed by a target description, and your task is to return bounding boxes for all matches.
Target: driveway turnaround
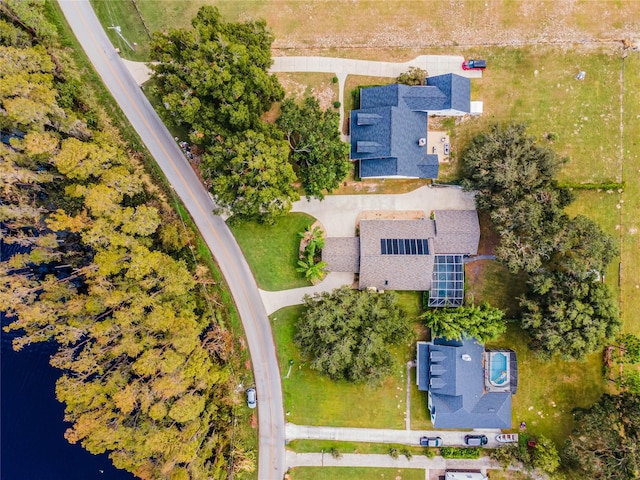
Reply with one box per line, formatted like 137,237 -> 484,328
285,423 -> 503,449
292,186 -> 477,237
59,2 -> 285,478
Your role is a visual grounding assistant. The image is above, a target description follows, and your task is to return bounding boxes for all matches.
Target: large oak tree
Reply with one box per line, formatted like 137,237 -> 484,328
295,287 -> 412,384
564,393 -> 640,479
277,96 -> 350,199
150,6 -> 283,140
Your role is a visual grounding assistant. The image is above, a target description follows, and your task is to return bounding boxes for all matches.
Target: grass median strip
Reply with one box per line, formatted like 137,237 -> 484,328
288,467 -> 426,480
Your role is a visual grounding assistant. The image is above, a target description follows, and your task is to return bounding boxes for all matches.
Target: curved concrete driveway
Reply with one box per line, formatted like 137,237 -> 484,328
59,2 -> 285,478
293,186 -> 477,237
260,186 -> 476,314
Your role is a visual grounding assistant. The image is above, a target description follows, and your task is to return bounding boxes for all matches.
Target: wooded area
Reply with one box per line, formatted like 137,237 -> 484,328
461,124 -> 620,359
149,7 -> 350,222
0,2 -> 250,478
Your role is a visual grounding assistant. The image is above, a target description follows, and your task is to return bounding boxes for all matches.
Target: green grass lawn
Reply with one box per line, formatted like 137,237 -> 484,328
289,467 -> 425,480
287,440 -> 429,457
485,325 -> 606,447
409,367 -> 432,430
228,213 -> 315,291
453,47 -> 623,185
466,256 -> 608,447
272,292 -> 422,428
465,261 -> 528,319
619,53 -> 640,335
565,190 -> 622,302
89,0 -> 151,61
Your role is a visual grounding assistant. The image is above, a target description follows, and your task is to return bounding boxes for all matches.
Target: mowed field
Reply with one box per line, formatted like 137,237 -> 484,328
134,1 -> 640,52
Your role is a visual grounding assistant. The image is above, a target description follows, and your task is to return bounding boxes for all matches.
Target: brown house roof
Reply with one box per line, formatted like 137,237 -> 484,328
322,237 -> 360,273
358,219 -> 435,290
321,210 -> 480,291
432,210 -> 480,255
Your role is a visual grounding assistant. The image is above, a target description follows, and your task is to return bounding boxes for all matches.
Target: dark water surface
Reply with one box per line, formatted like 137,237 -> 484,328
1,336 -> 135,480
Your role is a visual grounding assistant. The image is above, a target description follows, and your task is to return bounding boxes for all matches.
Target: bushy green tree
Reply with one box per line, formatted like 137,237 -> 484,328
295,287 -> 412,383
202,129 -> 299,222
420,303 -> 507,343
277,96 -> 350,199
564,393 -> 640,479
150,6 -> 283,140
396,66 -> 428,85
521,271 -> 621,360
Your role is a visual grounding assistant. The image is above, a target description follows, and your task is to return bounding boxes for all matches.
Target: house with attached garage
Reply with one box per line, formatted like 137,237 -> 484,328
349,73 -> 481,180
322,209 -> 480,306
417,337 -> 518,429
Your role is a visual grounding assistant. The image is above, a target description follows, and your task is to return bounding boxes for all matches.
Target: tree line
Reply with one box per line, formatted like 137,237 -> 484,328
149,6 -> 350,224
0,2 -> 251,478
461,123 -> 620,360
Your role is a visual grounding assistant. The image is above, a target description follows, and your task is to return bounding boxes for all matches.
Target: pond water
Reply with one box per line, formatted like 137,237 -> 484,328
1,334 -> 134,480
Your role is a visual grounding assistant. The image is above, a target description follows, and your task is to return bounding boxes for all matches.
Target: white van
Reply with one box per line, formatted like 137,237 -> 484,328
445,472 -> 488,480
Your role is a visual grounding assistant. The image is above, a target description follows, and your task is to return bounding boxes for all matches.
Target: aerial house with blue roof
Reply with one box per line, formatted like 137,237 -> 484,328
416,337 -> 518,429
350,73 -> 473,180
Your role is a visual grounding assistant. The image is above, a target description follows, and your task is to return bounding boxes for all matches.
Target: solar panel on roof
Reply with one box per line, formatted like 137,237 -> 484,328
380,239 -> 431,255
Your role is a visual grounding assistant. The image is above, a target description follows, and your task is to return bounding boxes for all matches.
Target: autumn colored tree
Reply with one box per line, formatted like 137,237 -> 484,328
1,7 -> 251,479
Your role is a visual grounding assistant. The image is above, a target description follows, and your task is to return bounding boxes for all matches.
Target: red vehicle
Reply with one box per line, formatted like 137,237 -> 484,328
462,59 -> 487,70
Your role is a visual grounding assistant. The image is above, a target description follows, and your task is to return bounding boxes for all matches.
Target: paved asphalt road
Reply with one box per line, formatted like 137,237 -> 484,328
58,1 -> 285,478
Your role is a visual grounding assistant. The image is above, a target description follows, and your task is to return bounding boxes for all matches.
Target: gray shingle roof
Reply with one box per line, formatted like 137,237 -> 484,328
358,219 -> 435,290
426,74 -> 471,113
432,210 -> 480,255
322,237 -> 360,273
417,338 -> 513,429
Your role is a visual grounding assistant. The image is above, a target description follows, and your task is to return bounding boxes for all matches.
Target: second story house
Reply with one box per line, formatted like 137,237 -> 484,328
349,74 -> 473,180
417,337 -> 518,429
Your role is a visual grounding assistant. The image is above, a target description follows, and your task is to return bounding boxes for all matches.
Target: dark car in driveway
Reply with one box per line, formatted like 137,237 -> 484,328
464,434 -> 488,446
420,436 -> 443,447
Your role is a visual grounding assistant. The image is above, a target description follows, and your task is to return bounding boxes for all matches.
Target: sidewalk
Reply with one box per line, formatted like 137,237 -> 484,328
286,451 -> 497,473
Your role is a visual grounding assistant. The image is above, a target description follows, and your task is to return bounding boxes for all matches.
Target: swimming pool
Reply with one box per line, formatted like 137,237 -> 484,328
489,352 -> 509,386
